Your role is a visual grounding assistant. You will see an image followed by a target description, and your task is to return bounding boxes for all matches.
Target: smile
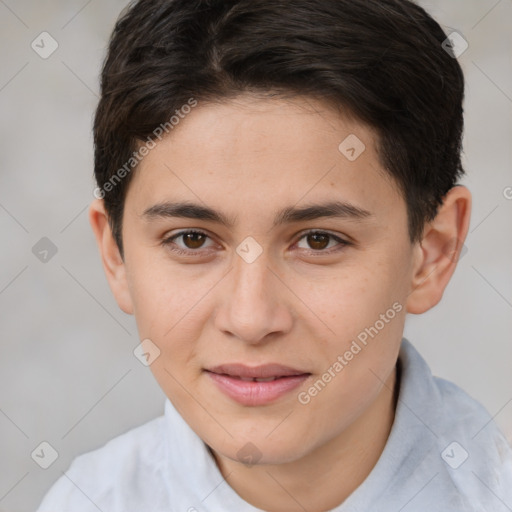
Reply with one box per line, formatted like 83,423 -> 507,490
204,363 -> 311,406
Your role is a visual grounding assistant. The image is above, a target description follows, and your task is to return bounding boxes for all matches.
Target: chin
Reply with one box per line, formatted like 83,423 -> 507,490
212,432 -> 311,467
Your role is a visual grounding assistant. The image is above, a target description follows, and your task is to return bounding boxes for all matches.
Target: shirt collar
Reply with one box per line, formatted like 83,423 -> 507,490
161,337 -> 440,511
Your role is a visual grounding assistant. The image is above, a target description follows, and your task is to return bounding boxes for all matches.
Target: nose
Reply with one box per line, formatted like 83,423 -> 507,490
214,250 -> 293,345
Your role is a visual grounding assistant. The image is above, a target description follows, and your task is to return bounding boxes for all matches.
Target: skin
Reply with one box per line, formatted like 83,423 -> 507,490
90,94 -> 471,512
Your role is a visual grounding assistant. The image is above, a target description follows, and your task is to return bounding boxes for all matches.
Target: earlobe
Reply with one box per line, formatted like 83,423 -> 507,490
88,199 -> 134,315
406,185 -> 472,314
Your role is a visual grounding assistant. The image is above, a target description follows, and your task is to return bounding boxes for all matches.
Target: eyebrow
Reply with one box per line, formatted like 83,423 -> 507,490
141,200 -> 373,228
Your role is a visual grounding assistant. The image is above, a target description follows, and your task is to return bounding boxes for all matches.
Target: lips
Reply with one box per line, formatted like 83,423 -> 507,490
205,363 -> 311,406
207,363 -> 308,378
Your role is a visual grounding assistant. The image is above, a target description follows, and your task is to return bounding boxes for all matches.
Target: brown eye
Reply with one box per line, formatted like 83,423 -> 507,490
296,230 -> 349,253
162,230 -> 214,255
182,232 -> 207,249
306,233 -> 330,250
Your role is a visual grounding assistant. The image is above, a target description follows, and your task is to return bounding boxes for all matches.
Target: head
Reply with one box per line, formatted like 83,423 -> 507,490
90,0 -> 471,466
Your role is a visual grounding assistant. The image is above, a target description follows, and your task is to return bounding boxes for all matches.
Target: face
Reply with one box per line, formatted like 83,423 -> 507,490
116,95 -> 417,464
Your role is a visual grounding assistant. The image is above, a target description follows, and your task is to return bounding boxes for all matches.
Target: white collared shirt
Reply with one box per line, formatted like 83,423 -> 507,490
37,339 -> 512,511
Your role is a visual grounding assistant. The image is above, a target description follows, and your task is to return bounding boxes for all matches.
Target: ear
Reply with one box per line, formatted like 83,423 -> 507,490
89,199 -> 134,315
406,185 -> 472,314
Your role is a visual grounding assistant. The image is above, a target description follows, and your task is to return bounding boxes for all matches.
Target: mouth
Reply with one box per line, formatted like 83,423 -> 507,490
204,363 -> 311,406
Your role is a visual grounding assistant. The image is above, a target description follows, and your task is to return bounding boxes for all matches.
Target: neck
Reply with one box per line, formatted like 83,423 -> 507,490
211,364 -> 399,512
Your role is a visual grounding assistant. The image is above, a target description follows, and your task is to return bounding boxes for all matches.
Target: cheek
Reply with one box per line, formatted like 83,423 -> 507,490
304,257 -> 405,402
126,259 -> 220,387
126,248 -> 203,333
305,310 -> 404,437
301,258 -> 403,335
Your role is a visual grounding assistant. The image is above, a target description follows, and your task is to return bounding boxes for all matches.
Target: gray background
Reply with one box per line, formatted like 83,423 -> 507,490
0,1 -> 511,510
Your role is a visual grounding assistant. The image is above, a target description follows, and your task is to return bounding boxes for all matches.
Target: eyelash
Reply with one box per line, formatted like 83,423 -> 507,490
161,229 -> 351,257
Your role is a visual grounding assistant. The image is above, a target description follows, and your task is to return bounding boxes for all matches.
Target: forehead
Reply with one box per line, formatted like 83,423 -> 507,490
125,95 -> 403,224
